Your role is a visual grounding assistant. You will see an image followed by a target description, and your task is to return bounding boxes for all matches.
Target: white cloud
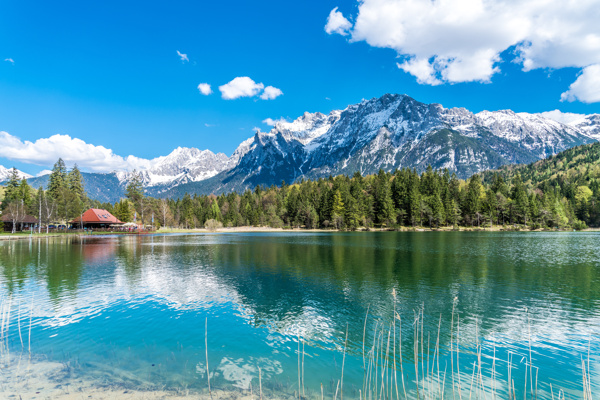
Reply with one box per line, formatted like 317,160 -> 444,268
176,50 -> 189,62
331,0 -> 600,99
560,64 -> 600,104
252,127 -> 261,133
37,170 -> 52,177
397,58 -> 442,86
0,131 -> 158,173
325,7 -> 352,36
219,77 -> 265,100
539,110 -> 588,125
262,117 -> 289,126
259,86 -> 283,100
197,83 -> 213,95
4,58 -> 14,64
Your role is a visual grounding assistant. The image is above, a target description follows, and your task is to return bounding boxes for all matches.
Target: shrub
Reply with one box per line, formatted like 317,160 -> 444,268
204,219 -> 223,232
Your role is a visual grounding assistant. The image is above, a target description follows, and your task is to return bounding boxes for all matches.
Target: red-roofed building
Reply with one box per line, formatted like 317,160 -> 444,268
71,208 -> 124,229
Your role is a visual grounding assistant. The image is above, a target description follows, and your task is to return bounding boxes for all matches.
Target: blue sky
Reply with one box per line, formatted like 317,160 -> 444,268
1,0 -> 599,175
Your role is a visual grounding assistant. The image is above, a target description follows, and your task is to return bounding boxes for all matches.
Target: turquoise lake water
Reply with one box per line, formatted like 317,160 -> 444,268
0,232 -> 598,398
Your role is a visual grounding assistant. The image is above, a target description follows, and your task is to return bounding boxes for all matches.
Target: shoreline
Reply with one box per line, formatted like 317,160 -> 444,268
1,225 -> 598,240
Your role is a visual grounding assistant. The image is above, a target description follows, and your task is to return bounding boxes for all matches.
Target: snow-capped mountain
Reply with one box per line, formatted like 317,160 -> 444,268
539,110 -> 600,141
9,94 -> 600,202
116,147 -> 232,189
183,94 -> 598,195
0,165 -> 32,181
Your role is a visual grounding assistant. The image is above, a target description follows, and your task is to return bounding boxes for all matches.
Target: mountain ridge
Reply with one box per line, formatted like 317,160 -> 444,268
3,94 -> 600,203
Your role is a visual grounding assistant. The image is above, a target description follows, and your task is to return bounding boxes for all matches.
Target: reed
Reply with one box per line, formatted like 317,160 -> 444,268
28,294 -> 33,355
317,293 -> 589,400
205,317 -> 212,400
259,366 -> 263,400
341,324 -> 348,400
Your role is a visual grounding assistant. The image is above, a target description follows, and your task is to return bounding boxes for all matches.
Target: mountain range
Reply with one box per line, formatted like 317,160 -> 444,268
2,94 -> 599,203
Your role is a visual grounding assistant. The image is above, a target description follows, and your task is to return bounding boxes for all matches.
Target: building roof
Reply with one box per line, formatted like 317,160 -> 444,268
71,208 -> 123,224
1,214 -> 39,223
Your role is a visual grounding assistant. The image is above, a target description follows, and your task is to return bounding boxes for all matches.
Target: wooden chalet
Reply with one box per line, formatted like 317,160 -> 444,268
71,208 -> 124,229
1,214 -> 39,232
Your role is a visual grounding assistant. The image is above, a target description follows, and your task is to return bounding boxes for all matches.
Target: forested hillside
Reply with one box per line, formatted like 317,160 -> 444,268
482,141 -> 600,227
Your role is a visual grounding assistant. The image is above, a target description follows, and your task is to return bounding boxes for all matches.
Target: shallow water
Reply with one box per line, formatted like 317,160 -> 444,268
0,232 -> 598,398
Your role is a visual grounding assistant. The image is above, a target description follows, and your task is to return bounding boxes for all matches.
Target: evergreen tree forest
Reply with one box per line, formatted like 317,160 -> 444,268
98,166 -> 593,231
4,142 -> 600,231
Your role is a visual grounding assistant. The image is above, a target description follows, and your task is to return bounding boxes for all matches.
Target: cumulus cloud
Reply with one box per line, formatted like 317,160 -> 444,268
328,0 -> 600,100
37,170 -> 52,177
325,7 -> 352,36
262,117 -> 289,126
4,58 -> 14,64
252,127 -> 261,133
217,77 -> 283,100
219,77 -> 265,100
397,58 -> 442,86
260,86 -> 283,100
539,110 -> 588,125
0,131 -> 157,173
177,50 -> 189,62
197,83 -> 213,95
560,65 -> 600,104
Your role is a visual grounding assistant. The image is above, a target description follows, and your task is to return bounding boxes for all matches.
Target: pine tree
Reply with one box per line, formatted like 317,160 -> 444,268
511,174 -> 529,225
373,169 -> 395,225
126,171 -> 146,224
408,172 -> 421,226
114,199 -> 133,222
332,189 -> 345,228
465,174 -> 482,226
484,189 -> 497,227
344,195 -> 361,229
48,158 -> 67,200
530,193 -> 541,226
3,168 -> 20,207
68,164 -> 86,203
18,179 -> 33,211
430,193 -> 444,227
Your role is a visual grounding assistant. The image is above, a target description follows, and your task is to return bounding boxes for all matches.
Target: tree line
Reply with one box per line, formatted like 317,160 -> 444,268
481,141 -> 600,227
102,166 -> 591,231
2,151 -> 597,232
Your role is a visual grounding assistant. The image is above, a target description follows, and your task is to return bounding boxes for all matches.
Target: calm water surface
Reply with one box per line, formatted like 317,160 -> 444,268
0,232 -> 599,398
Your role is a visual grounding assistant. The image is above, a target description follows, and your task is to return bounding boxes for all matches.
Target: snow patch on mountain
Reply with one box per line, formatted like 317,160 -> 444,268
275,111 -> 341,145
0,165 -> 32,181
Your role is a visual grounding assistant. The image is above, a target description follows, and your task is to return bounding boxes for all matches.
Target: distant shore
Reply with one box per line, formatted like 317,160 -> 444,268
0,225 -> 596,240
171,225 -> 597,233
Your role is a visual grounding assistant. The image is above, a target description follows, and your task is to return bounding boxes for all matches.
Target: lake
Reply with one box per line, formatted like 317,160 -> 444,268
0,232 -> 598,399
